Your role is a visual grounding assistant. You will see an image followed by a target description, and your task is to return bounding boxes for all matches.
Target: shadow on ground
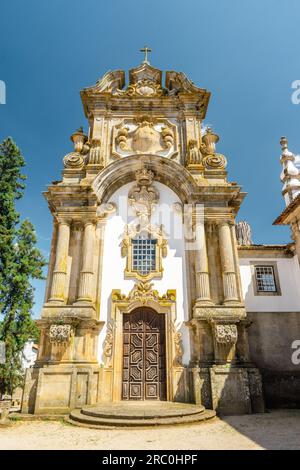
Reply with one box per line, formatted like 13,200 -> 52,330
220,409 -> 300,450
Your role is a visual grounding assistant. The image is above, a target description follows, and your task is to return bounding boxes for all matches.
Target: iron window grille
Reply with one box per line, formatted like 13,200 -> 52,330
255,265 -> 277,293
132,236 -> 157,275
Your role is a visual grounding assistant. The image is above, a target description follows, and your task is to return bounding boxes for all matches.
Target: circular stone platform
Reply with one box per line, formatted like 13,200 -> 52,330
68,402 -> 216,429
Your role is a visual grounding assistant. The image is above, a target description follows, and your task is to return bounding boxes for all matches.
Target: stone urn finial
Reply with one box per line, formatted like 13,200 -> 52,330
70,127 -> 87,153
202,127 -> 219,154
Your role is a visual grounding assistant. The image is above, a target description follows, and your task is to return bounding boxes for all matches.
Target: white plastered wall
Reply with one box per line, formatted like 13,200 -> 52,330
98,182 -> 190,365
239,255 -> 300,311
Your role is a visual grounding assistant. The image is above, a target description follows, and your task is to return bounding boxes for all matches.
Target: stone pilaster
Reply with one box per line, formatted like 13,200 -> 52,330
218,221 -> 239,304
49,220 -> 70,303
77,221 -> 96,302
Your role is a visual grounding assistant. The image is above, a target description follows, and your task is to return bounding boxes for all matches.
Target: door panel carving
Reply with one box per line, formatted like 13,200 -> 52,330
122,307 -> 166,400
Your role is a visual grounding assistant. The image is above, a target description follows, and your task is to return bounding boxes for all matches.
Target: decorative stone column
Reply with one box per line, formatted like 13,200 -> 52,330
194,220 -> 212,304
49,220 -> 70,303
218,221 -> 239,304
77,221 -> 96,302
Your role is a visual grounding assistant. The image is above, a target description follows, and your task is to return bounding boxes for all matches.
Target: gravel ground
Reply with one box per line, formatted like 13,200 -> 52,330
0,410 -> 299,450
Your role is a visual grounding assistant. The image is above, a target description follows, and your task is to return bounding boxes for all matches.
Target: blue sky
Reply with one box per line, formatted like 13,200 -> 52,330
1,0 -> 300,316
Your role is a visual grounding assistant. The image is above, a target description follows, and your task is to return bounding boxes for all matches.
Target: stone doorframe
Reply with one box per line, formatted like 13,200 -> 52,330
100,283 -> 187,403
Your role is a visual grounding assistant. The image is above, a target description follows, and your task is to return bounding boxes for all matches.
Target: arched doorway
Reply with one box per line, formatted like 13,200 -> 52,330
122,307 -> 167,400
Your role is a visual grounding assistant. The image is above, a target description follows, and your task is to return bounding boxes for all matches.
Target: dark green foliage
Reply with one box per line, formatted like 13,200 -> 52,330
0,138 -> 46,395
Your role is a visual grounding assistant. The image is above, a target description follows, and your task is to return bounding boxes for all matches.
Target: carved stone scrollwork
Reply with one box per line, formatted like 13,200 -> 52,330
202,154 -> 227,170
116,127 -> 130,151
161,126 -> 174,149
215,324 -> 238,344
112,282 -> 176,305
97,202 -> 117,218
49,324 -> 72,344
63,153 -> 85,169
122,79 -> 164,97
173,328 -> 184,366
103,321 -> 114,367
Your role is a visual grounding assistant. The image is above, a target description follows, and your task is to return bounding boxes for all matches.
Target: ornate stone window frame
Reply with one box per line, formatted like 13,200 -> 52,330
100,283 -> 186,403
121,224 -> 168,282
250,261 -> 282,296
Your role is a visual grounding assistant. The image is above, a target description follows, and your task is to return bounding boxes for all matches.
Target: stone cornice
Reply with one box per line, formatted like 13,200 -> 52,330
273,193 -> 300,225
238,243 -> 294,258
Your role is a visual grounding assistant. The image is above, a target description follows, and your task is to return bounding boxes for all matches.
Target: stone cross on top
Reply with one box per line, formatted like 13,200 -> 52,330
140,46 -> 152,65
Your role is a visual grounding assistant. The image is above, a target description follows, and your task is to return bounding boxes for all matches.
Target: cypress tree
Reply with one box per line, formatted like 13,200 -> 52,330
0,138 -> 46,395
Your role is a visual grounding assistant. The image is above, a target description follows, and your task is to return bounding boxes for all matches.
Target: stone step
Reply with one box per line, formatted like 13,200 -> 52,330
80,404 -> 205,420
68,402 -> 216,429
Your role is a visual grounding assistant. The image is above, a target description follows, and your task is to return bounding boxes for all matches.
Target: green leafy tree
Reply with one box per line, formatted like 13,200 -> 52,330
0,138 -> 46,395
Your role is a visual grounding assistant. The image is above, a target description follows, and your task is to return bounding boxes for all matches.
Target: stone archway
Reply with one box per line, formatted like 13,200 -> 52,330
122,307 -> 167,401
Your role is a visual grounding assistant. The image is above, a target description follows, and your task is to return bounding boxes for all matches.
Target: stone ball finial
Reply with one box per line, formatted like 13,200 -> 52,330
235,221 -> 252,246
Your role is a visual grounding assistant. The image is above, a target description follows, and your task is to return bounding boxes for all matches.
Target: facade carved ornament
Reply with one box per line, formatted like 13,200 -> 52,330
112,117 -> 178,160
112,282 -> 176,305
97,202 -> 117,218
118,79 -> 164,97
202,154 -> 227,170
103,321 -> 114,366
173,326 -> 184,366
63,152 -> 85,169
214,324 -> 238,344
128,167 -> 159,227
186,139 -> 203,165
88,138 -> 102,165
49,324 -> 73,344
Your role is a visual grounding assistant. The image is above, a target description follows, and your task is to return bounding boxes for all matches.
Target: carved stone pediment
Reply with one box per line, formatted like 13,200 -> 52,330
81,70 -> 125,94
112,117 -> 178,160
129,63 -> 162,86
166,71 -> 206,95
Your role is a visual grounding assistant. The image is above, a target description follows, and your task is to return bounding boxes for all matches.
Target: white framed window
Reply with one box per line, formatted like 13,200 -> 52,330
255,266 -> 277,292
251,262 -> 281,296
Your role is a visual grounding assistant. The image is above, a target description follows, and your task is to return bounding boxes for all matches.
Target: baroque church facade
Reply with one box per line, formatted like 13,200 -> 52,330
22,56 -> 300,416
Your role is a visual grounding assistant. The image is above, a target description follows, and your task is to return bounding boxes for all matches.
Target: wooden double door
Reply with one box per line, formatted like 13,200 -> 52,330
122,307 -> 167,400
